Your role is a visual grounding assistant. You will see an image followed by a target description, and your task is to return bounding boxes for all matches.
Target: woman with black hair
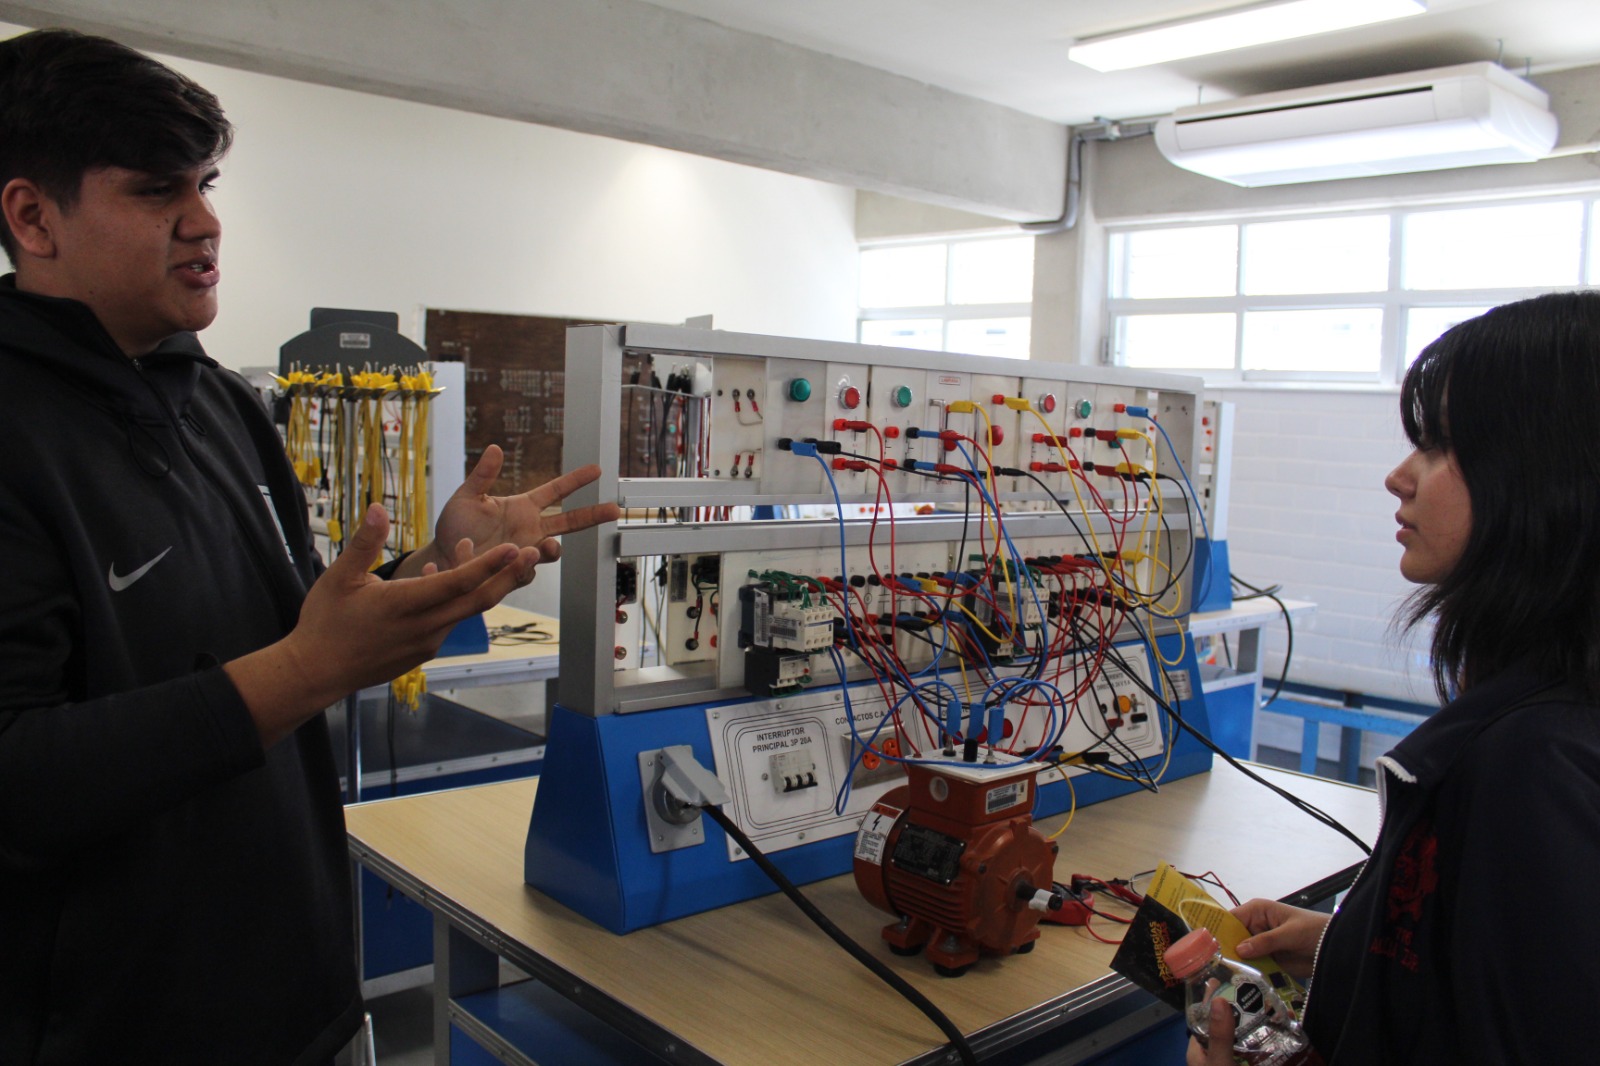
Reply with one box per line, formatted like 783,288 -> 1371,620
1189,291 -> 1600,1066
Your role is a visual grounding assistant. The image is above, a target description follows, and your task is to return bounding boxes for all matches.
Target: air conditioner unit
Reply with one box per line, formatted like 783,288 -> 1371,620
1153,63 -> 1559,186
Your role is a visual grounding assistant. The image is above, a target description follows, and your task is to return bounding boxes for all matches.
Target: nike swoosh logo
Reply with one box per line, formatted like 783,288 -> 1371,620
108,547 -> 173,592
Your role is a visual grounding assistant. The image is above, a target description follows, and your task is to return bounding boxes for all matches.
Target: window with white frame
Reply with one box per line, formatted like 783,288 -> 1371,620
1106,196 -> 1600,383
858,235 -> 1034,358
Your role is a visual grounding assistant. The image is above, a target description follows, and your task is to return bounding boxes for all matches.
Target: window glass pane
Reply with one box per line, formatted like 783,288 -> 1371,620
859,245 -> 947,308
1243,215 -> 1389,295
860,318 -> 943,351
949,237 -> 1034,304
1403,306 -> 1491,365
947,317 -> 1031,358
1112,226 -> 1238,298
1403,202 -> 1583,290
1117,314 -> 1236,369
1242,308 -> 1383,373
1590,204 -> 1600,286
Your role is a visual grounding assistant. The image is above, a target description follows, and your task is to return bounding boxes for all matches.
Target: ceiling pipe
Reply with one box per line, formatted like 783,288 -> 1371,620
1021,118 -> 1156,235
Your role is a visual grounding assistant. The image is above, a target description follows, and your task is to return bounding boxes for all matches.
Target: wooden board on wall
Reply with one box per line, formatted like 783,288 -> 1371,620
426,309 -> 668,497
424,310 -> 584,497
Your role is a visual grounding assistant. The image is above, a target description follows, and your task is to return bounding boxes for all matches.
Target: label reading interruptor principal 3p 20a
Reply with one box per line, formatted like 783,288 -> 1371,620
705,685 -> 908,862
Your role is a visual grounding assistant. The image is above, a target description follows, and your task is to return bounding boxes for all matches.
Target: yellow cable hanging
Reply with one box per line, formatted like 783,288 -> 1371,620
390,665 -> 426,713
1045,763 -> 1077,841
324,376 -> 346,549
397,367 -> 436,551
272,368 -> 323,487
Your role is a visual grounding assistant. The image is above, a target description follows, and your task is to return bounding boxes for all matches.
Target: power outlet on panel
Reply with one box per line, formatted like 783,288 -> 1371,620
839,733 -> 906,789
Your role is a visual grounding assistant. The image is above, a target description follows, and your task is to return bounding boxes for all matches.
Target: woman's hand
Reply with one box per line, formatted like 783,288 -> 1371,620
1231,898 -> 1330,982
1185,998 -> 1238,1066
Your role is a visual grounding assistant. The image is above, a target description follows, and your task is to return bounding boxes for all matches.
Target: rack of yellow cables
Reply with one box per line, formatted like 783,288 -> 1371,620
274,364 -> 443,709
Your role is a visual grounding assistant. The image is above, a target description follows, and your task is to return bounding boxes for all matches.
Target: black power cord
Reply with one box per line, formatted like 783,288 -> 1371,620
1229,573 -> 1293,707
698,804 -> 979,1066
1112,618 -> 1372,857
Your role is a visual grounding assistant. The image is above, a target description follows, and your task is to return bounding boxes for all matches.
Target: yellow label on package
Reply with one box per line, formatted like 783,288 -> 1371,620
1147,862 -> 1307,1015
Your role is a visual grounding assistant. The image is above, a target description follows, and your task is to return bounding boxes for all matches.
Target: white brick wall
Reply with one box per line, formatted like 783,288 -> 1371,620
1210,387 -> 1440,757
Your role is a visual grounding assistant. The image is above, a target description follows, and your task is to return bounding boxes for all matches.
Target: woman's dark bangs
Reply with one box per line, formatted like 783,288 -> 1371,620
1401,343 -> 1450,450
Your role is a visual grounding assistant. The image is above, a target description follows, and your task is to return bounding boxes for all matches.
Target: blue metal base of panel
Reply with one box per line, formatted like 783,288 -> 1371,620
525,633 -> 1215,934
1193,539 -> 1231,614
451,980 -> 670,1065
1203,680 -> 1257,761
437,611 -> 490,657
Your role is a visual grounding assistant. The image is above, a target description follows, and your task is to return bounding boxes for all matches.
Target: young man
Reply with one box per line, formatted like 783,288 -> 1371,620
0,28 -> 618,1063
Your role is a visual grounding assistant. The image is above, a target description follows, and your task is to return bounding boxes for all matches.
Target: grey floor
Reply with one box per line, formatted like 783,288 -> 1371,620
352,986 -> 434,1066
337,960 -> 535,1065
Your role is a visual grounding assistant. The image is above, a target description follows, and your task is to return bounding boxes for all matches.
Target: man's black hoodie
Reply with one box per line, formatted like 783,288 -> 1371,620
0,279 -> 361,1063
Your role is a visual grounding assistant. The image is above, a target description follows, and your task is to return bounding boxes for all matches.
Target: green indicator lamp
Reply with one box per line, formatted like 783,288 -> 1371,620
891,385 -> 914,408
788,378 -> 812,402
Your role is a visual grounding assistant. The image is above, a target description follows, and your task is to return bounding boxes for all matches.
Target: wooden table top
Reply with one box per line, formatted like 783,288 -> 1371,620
345,764 -> 1377,1065
418,604 -> 560,687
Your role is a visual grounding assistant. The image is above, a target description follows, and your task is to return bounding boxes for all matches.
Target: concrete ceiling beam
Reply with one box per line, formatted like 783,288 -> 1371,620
0,0 -> 1068,222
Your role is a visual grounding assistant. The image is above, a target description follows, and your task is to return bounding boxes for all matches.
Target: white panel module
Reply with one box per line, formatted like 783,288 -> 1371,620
706,640 -> 1166,862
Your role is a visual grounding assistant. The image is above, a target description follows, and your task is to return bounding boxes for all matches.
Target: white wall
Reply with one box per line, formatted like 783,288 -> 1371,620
92,34 -> 862,371
1217,386 -> 1434,703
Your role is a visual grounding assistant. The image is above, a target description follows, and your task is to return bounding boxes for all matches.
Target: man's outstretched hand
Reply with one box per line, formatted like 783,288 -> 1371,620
228,502 -> 543,746
228,452 -> 621,747
395,447 -> 622,579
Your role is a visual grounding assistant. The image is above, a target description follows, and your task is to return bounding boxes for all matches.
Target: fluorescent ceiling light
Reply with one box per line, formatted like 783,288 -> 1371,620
1068,0 -> 1426,73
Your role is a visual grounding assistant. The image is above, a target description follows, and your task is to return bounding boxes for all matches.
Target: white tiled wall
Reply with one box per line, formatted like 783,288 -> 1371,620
1211,387 -> 1440,760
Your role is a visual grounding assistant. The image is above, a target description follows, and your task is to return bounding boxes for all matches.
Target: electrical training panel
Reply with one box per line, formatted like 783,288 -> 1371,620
528,324 -> 1216,933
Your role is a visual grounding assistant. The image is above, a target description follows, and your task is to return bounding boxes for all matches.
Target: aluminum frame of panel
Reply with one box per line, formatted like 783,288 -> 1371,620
560,324 -> 1205,718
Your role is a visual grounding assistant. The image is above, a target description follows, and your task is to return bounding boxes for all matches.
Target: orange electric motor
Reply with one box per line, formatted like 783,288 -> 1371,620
853,761 -> 1063,976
